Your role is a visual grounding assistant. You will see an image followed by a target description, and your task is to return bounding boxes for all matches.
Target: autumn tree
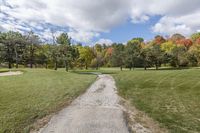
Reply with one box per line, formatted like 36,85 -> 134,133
176,39 -> 193,50
171,33 -> 185,42
188,41 -> 200,66
104,47 -> 113,67
154,35 -> 166,45
78,46 -> 94,69
92,44 -> 103,70
191,32 -> 200,42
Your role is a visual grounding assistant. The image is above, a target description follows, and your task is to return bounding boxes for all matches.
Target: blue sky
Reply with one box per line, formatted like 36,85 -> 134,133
97,16 -> 161,43
1,0 -> 200,45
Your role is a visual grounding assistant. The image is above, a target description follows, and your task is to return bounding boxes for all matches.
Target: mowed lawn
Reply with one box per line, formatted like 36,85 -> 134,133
0,69 -> 96,132
113,69 -> 200,133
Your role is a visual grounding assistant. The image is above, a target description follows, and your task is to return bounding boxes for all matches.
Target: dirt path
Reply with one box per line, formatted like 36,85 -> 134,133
0,71 -> 22,77
38,75 -> 129,133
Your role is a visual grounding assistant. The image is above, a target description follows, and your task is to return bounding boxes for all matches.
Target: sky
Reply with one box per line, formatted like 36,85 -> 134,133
0,0 -> 200,45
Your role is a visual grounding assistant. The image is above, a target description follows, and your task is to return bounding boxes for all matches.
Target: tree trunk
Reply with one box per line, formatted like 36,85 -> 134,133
54,61 -> 57,70
7,45 -> 12,69
15,53 -> 18,68
85,63 -> 88,70
96,63 -> 98,70
8,61 -> 12,69
16,62 -> 18,69
30,45 -> 34,68
120,66 -> 123,71
65,60 -> 68,72
155,64 -> 159,70
14,47 -> 19,69
30,62 -> 33,68
144,61 -> 147,70
45,62 -> 48,69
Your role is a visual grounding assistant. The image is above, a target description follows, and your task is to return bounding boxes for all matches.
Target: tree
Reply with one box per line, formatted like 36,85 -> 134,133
0,31 -> 25,69
50,44 -> 60,70
70,45 -> 80,68
140,44 -> 151,70
56,33 -> 71,71
154,35 -> 166,45
160,41 -> 176,66
25,31 -> 40,68
147,43 -> 164,70
50,30 -> 59,70
111,43 -> 125,70
78,46 -> 94,69
104,47 -> 113,67
191,32 -> 200,42
171,33 -> 185,42
188,43 -> 200,66
125,39 -> 142,70
36,44 -> 51,68
161,41 -> 176,53
91,44 -> 104,70
176,39 -> 193,50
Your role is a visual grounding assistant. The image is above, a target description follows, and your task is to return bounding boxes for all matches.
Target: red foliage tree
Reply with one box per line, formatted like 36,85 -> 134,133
106,47 -> 113,56
195,37 -> 200,45
154,35 -> 166,45
171,33 -> 185,42
176,39 -> 193,49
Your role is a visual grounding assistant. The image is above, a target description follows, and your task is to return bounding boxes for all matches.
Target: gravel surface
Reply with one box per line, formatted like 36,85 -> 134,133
0,71 -> 22,77
38,75 -> 129,133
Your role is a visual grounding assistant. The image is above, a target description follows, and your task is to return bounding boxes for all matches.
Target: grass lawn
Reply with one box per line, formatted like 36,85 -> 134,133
0,69 -> 9,73
113,69 -> 200,133
0,69 -> 96,132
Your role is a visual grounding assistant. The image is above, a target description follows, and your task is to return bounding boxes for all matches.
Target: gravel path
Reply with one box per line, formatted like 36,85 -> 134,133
38,75 -> 129,133
0,71 -> 22,77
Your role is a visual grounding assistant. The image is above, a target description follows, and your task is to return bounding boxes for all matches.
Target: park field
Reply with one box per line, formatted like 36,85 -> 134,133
0,69 -> 96,132
113,69 -> 200,133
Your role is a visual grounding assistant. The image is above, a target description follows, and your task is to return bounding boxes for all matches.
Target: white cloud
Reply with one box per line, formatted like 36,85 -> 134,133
96,39 -> 113,46
1,0 -> 131,42
0,25 -> 5,31
152,16 -> 192,36
130,0 -> 200,36
68,29 -> 99,43
1,0 -> 200,42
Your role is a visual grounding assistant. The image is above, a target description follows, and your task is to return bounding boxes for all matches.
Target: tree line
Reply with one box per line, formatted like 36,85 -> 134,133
0,31 -> 200,71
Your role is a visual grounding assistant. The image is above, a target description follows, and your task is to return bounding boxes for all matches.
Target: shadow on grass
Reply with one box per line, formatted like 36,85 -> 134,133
144,67 -> 192,71
71,70 -> 117,75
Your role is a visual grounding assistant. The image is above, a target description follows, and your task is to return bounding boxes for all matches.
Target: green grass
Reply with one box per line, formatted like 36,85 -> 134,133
113,69 -> 200,133
0,69 -> 9,73
71,67 -> 123,74
0,69 -> 96,132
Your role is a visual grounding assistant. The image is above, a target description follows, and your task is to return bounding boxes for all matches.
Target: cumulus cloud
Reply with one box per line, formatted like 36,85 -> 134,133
96,39 -> 113,46
152,16 -> 192,36
130,0 -> 200,36
1,0 -> 200,42
68,29 -> 99,43
0,25 -> 4,31
1,0 -> 131,42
